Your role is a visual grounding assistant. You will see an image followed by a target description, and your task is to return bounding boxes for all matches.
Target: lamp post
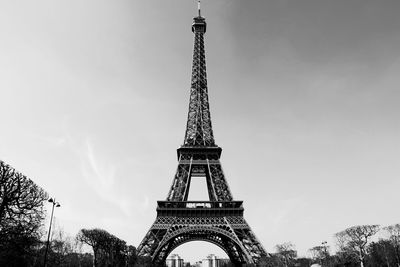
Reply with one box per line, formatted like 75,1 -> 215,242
43,198 -> 60,267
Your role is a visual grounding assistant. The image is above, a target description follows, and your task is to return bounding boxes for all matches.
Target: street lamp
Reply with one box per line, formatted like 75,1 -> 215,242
43,197 -> 61,267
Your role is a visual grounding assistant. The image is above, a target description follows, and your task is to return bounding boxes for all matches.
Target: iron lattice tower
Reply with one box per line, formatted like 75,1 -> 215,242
137,4 -> 267,266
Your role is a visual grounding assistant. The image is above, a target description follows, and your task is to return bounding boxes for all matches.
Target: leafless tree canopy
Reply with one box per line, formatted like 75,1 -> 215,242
309,245 -> 329,261
0,160 -> 48,232
335,224 -> 380,267
275,242 -> 297,267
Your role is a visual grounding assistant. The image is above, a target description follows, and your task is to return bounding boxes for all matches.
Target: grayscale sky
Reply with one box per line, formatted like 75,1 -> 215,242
1,0 -> 400,262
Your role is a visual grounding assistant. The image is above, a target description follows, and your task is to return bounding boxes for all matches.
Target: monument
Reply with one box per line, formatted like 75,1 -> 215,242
137,2 -> 267,265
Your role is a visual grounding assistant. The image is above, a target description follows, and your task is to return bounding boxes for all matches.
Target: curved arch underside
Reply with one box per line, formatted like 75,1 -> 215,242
155,227 -> 249,265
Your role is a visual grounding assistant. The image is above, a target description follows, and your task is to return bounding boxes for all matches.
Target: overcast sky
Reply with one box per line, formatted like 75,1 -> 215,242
1,0 -> 400,263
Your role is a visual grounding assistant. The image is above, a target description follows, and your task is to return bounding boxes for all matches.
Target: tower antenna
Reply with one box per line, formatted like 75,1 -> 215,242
198,0 -> 201,17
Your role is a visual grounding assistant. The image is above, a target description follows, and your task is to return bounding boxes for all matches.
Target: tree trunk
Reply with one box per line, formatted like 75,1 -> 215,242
359,248 -> 364,267
93,247 -> 98,267
395,246 -> 400,267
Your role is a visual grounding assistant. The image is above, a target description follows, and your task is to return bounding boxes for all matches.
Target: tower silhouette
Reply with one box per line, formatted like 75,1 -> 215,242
137,3 -> 267,265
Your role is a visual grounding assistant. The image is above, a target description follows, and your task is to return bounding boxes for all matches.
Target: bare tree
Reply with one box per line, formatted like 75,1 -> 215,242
48,226 -> 77,266
309,245 -> 328,265
335,224 -> 380,267
76,228 -> 128,267
384,224 -> 400,267
77,228 -> 107,267
0,160 -> 48,265
275,242 -> 297,267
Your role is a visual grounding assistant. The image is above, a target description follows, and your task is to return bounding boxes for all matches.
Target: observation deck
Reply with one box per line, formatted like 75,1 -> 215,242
177,146 -> 222,159
157,201 -> 244,217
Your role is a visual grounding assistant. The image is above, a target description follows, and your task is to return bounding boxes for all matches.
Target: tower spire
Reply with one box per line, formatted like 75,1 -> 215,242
184,3 -> 212,147
198,0 -> 201,17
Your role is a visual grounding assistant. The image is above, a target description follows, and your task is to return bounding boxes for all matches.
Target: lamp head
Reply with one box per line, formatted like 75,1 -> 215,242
48,198 -> 54,203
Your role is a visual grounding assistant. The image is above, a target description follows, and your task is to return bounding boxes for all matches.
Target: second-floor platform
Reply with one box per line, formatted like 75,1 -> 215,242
156,201 -> 244,217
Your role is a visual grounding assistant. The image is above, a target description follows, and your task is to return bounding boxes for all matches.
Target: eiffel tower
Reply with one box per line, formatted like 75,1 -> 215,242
137,2 -> 267,265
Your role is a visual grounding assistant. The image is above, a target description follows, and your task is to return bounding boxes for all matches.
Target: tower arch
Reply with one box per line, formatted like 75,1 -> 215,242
154,225 -> 252,265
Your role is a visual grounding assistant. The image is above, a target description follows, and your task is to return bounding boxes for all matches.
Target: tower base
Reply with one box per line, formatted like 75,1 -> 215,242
137,201 -> 267,266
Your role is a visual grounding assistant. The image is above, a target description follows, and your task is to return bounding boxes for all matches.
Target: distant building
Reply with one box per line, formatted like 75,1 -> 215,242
201,254 -> 220,267
166,254 -> 184,267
